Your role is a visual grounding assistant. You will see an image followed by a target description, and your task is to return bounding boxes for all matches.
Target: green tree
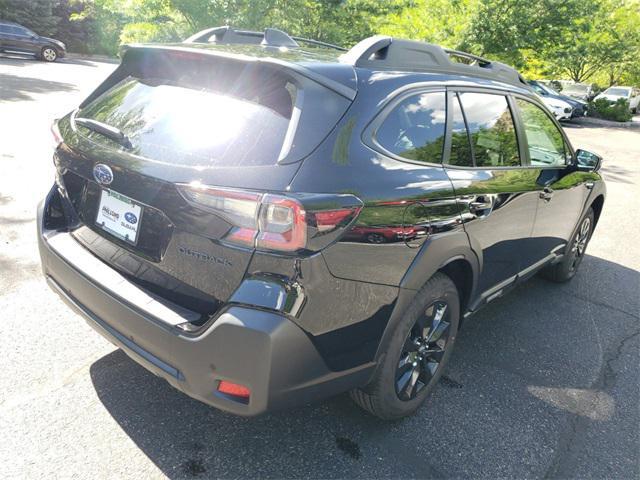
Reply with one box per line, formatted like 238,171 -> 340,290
543,0 -> 640,82
0,0 -> 59,36
373,0 -> 478,49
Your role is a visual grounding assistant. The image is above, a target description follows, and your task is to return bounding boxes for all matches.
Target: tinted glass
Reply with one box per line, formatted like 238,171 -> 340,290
10,26 -> 27,35
530,84 -> 546,95
448,94 -> 473,167
459,93 -> 520,167
604,87 -> 630,96
376,91 -> 446,163
79,73 -> 294,167
516,99 -> 567,167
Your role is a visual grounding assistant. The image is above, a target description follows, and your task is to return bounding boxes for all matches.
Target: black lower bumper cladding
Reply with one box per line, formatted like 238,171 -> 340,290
37,186 -> 373,415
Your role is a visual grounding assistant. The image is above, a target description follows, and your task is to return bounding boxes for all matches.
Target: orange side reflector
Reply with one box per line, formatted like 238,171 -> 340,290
218,380 -> 250,399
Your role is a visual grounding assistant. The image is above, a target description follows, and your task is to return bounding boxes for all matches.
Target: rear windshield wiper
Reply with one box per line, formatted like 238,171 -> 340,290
74,117 -> 133,150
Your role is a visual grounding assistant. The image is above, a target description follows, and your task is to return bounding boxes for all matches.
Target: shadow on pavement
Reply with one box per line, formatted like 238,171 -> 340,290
89,254 -> 639,479
0,71 -> 77,101
61,57 -> 118,66
599,163 -> 635,185
0,53 -> 36,65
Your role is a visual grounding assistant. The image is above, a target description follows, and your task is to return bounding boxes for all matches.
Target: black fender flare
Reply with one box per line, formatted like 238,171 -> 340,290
370,229 -> 480,365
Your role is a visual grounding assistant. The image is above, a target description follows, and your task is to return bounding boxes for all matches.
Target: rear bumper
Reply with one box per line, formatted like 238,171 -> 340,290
38,187 -> 373,415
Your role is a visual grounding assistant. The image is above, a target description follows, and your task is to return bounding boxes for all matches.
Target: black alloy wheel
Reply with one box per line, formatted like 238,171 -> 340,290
569,214 -> 592,274
396,301 -> 451,400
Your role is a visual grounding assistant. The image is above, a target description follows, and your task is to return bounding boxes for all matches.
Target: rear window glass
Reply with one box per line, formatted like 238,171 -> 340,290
375,91 -> 446,163
76,50 -> 316,168
79,76 -> 293,167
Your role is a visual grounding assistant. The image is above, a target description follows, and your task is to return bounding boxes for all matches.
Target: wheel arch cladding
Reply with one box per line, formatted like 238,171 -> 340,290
590,194 -> 604,226
438,258 -> 473,316
399,231 -> 480,298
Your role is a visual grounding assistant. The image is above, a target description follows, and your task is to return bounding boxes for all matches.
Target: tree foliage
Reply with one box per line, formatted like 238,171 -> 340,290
0,0 -> 637,87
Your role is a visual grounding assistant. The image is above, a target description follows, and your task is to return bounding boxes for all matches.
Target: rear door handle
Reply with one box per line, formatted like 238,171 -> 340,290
469,196 -> 494,216
585,182 -> 594,190
539,187 -> 554,201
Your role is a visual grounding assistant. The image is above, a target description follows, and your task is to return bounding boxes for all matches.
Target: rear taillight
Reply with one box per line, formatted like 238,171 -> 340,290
178,182 -> 361,253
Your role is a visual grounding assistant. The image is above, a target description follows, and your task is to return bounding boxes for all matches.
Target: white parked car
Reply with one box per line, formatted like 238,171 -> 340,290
594,86 -> 640,113
540,96 -> 573,121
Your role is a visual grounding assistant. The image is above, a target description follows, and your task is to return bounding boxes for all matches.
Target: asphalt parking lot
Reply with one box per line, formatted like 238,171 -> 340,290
1,54 -> 638,479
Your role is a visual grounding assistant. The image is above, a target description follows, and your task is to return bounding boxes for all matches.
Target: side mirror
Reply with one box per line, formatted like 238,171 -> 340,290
575,149 -> 602,172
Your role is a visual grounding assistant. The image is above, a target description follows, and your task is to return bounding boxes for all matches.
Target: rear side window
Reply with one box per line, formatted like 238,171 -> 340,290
448,93 -> 473,167
375,91 -> 446,163
458,92 -> 520,167
515,99 -> 567,167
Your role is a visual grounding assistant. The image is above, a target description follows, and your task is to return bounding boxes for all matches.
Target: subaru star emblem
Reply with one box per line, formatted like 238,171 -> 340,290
93,164 -> 113,185
124,212 -> 138,224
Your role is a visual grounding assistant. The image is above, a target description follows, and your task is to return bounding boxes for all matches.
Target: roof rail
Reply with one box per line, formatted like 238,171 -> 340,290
183,26 -> 346,51
340,35 -> 527,87
184,26 -> 298,48
290,37 -> 347,51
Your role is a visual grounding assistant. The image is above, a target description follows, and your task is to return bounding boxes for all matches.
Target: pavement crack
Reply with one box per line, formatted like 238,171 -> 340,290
565,292 -> 640,320
543,327 -> 640,479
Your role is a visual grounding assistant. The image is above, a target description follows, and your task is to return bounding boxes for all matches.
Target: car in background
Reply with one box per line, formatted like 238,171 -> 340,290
559,82 -> 595,102
0,20 -> 66,62
528,80 -> 587,118
594,86 -> 640,113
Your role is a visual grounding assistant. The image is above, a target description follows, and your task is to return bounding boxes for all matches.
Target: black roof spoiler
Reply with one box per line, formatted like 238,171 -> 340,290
85,44 -> 357,107
339,35 -> 528,87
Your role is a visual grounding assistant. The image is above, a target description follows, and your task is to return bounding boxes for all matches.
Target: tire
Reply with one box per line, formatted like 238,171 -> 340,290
367,233 -> 386,244
350,272 -> 460,420
540,208 -> 595,283
40,47 -> 57,62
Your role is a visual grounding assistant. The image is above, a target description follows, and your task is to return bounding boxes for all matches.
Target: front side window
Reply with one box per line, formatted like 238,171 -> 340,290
11,26 -> 28,36
458,92 -> 520,167
516,99 -> 567,167
375,91 -> 446,163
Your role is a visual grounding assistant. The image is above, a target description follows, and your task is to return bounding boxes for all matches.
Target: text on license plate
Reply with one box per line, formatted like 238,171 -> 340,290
96,189 -> 143,244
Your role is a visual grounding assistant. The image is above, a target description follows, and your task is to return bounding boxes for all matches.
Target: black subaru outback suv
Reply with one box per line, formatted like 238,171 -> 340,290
38,27 -> 605,419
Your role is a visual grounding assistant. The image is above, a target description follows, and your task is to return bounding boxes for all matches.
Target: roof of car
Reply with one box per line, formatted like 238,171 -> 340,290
124,27 -> 530,101
180,26 -> 528,86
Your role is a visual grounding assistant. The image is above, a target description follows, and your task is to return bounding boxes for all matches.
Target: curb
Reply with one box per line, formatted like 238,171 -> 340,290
571,116 -> 640,129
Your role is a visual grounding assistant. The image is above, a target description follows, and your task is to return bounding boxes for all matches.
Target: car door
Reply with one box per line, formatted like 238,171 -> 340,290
443,90 -> 539,302
0,24 -> 9,49
512,97 -> 589,271
631,89 -> 640,110
11,26 -> 36,53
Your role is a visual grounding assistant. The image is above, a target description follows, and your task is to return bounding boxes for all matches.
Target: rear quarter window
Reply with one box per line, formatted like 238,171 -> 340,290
375,91 -> 446,163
